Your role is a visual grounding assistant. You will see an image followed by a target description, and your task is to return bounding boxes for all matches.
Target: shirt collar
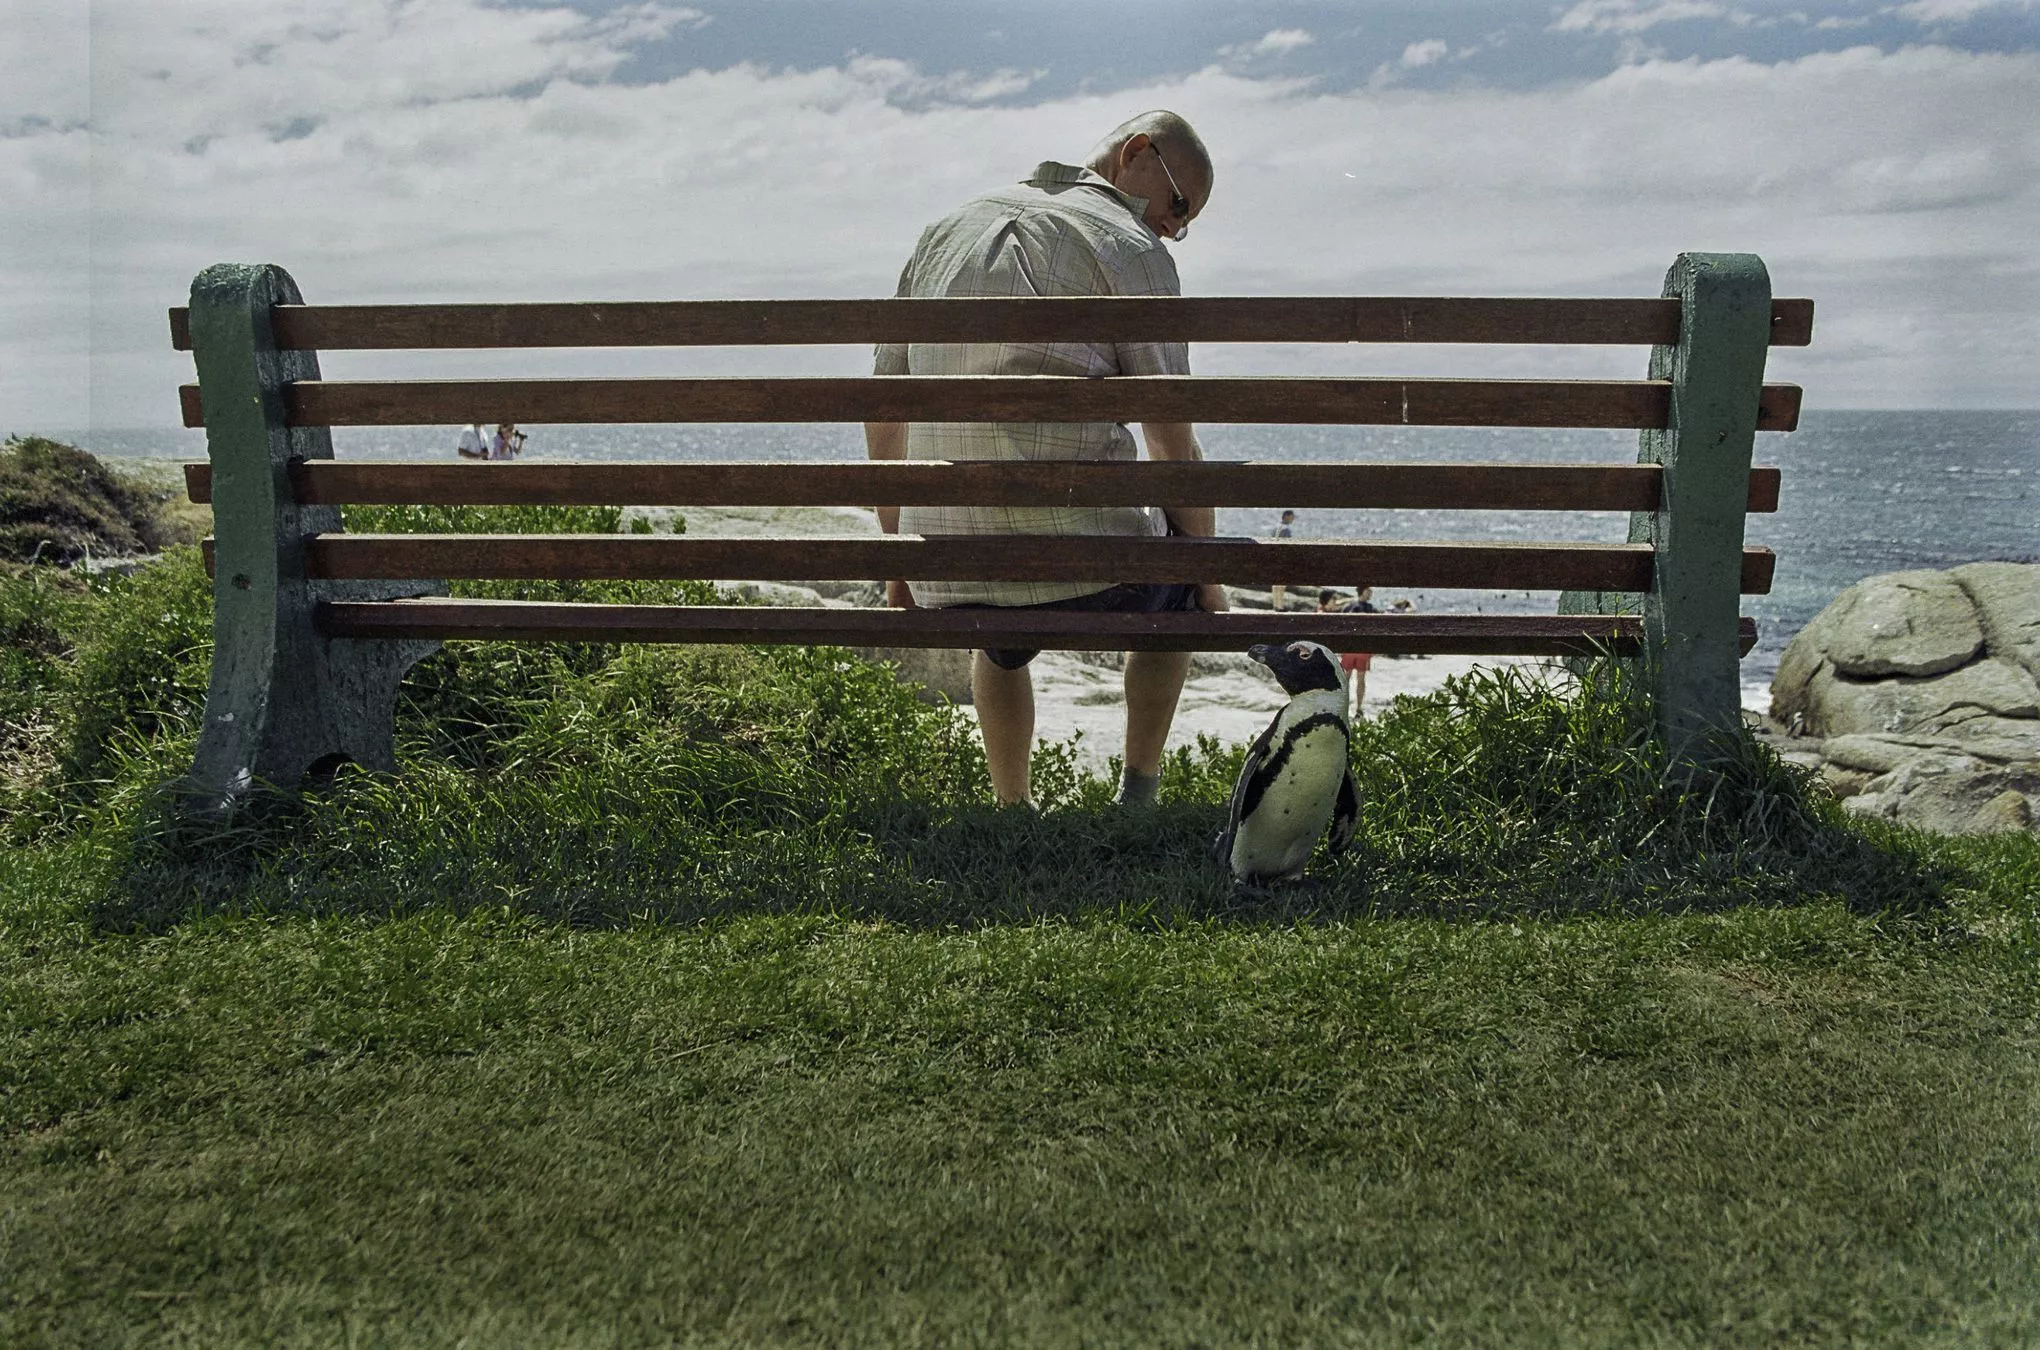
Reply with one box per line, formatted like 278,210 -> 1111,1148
1023,160 -> 1150,223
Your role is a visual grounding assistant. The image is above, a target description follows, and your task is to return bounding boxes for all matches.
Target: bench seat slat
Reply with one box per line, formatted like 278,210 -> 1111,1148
165,297 -> 1815,351
175,376 -> 1804,433
315,599 -> 1761,658
283,534 -> 1775,594
182,460 -> 1782,513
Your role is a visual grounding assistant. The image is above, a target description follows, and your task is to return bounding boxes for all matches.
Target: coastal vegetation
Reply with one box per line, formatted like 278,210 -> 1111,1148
0,436 -> 206,565
2,486 -> 2035,1344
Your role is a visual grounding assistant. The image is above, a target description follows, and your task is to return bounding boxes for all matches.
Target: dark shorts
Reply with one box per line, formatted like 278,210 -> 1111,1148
960,582 -> 1202,670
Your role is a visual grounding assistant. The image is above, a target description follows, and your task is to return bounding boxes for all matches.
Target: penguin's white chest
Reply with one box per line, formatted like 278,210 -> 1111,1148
1230,703 -> 1350,881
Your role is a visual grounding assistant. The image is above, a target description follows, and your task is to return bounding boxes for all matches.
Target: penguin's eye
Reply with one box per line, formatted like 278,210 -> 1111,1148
1289,642 -> 1312,657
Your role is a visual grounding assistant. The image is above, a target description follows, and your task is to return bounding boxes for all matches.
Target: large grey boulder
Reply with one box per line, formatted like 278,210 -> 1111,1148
1954,561 -> 2040,682
1827,570 -> 1983,677
1843,757 -> 2040,835
1788,657 -> 2040,744
1772,572 -> 1982,716
1771,563 -> 2039,834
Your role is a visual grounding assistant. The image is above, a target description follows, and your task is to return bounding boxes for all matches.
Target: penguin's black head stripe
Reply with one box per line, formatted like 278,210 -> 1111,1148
1251,640 -> 1343,695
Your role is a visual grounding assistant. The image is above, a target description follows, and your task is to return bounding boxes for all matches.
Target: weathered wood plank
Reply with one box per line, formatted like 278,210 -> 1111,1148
174,377 -> 1805,431
288,533 -> 1775,594
1769,298 -> 1814,347
184,459 -> 1783,514
165,297 -> 1817,351
316,598 -> 1762,656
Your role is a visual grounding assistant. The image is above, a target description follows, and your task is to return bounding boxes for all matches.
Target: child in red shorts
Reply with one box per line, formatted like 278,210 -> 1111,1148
1318,586 -> 1378,718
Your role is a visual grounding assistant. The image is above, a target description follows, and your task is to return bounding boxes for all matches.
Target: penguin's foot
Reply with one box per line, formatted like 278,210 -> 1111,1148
1228,870 -> 1319,897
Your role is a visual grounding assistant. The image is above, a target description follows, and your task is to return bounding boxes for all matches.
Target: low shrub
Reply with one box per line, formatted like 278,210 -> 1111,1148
0,436 -> 186,563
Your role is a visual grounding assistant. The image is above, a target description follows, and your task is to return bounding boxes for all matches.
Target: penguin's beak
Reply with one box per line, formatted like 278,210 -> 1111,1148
1248,643 -> 1276,667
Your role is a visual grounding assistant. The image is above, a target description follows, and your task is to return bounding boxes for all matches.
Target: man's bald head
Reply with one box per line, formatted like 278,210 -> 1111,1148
1084,110 -> 1212,240
1085,110 -> 1213,196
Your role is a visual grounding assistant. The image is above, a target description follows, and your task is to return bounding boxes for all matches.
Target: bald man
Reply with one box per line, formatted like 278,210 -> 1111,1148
864,111 -> 1226,809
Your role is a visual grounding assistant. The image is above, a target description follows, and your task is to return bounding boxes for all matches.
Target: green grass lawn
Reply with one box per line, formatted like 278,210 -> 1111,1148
4,533 -> 2037,1346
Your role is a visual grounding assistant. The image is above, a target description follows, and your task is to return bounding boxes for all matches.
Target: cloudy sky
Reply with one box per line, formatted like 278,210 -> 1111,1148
5,0 -> 2037,430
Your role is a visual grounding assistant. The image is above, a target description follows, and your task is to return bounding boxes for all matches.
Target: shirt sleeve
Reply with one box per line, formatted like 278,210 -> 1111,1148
1106,239 -> 1188,378
873,252 -> 916,376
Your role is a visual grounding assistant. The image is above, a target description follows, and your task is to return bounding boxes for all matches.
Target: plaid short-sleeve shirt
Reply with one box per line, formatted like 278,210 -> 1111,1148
874,161 -> 1189,608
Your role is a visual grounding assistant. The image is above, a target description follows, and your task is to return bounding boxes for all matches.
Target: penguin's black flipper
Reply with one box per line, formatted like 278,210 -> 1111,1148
1214,714 -> 1280,869
1327,762 -> 1361,856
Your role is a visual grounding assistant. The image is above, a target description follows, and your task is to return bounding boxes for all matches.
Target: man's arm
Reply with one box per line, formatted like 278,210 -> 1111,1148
863,421 -> 906,534
863,420 -> 914,608
1141,421 -> 1229,612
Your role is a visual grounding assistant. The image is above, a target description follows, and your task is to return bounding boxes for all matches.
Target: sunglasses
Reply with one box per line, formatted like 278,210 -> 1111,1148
1150,144 -> 1190,242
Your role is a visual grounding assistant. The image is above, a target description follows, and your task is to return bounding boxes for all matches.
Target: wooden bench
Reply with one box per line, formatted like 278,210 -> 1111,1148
169,254 -> 1810,810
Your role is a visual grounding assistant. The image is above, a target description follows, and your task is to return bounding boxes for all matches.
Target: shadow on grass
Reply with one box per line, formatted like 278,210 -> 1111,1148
89,775 -> 1958,937
53,617 -> 1959,936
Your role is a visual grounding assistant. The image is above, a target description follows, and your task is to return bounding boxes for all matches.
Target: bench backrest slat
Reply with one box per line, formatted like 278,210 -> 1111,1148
284,533 -> 1775,595
177,375 -> 1804,432
321,600 -> 1718,659
167,296 -> 1816,351
184,460 -> 1781,514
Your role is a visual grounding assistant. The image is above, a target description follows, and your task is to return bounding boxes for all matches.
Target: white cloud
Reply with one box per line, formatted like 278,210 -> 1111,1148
1221,28 -> 1317,59
1,0 -> 88,130
1552,1 -> 1740,34
1400,39 -> 1451,68
1894,0 -> 2037,21
4,6 -> 2037,425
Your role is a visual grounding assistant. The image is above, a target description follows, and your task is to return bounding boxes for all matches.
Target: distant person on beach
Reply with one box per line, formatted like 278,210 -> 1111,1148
455,422 -> 488,459
488,422 -> 526,460
1271,509 -> 1297,611
865,109 -> 1222,809
1319,585 -> 1379,718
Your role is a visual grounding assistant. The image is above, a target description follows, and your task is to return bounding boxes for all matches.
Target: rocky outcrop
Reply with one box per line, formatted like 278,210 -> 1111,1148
1768,563 -> 2040,834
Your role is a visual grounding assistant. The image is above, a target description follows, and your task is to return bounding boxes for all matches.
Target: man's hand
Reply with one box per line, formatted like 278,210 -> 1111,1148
1143,422 -> 1225,613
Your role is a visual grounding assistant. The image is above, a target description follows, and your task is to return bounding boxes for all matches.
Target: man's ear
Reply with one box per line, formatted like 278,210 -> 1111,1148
1117,133 -> 1149,171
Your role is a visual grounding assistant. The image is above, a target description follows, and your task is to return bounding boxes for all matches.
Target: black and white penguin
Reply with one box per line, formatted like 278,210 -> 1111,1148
1212,641 -> 1360,884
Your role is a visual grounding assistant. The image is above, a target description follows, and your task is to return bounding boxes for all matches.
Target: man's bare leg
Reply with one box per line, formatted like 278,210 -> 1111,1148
1351,669 -> 1367,720
973,652 -> 1035,806
1123,649 -> 1192,776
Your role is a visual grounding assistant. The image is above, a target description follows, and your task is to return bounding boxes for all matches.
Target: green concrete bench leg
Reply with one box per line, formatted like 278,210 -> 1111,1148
1561,251 -> 1774,770
181,263 -> 445,815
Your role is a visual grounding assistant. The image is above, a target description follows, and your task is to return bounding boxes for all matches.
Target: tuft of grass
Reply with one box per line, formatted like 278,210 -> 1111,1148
1,547 -> 213,838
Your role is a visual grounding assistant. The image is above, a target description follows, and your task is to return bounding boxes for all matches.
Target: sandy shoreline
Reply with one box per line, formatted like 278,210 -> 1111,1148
996,647 -> 1557,771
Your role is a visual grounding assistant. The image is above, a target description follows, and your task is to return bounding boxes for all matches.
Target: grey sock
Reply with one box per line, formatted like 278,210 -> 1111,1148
1117,768 -> 1161,807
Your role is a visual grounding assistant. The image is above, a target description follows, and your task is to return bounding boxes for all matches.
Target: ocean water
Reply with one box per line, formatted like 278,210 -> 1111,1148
56,410 -> 2038,707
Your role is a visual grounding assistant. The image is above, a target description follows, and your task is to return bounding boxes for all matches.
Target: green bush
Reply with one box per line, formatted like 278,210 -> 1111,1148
343,502 -> 636,536
0,436 -> 182,563
1347,660 -> 1902,912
